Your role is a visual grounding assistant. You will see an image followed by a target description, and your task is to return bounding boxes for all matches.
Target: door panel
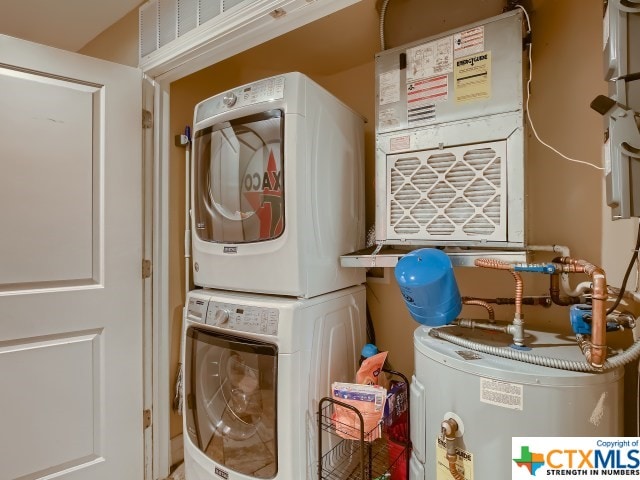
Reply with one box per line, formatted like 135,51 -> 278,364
0,331 -> 101,479
0,68 -> 96,288
0,35 -> 143,480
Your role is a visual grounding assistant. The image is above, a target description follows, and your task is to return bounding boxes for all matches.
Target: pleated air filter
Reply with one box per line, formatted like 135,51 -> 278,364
386,142 -> 506,242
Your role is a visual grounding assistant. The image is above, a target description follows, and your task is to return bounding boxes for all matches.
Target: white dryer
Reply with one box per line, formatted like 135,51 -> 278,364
190,72 -> 365,298
183,285 -> 366,480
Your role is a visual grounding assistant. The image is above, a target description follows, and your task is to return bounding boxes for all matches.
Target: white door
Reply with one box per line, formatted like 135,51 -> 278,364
0,35 -> 144,480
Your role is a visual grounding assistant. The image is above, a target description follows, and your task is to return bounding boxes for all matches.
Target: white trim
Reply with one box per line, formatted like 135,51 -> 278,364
142,75 -> 156,480
153,81 -> 172,480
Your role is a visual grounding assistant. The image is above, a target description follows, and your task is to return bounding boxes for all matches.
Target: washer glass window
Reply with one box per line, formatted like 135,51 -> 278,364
185,327 -> 278,478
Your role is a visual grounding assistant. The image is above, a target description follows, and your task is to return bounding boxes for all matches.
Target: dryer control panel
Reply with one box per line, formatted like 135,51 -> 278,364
186,296 -> 279,336
195,75 -> 286,122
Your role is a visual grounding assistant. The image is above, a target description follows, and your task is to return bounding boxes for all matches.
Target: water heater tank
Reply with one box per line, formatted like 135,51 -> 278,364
410,326 -> 624,479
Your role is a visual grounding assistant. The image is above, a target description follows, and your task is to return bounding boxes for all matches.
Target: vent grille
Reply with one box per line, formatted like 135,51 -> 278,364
178,0 -> 198,37
139,0 -> 257,60
159,0 -> 177,47
139,2 -> 158,58
386,142 -> 507,241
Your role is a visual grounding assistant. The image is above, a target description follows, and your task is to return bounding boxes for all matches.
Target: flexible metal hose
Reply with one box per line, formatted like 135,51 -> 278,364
429,328 -> 640,373
379,0 -> 391,50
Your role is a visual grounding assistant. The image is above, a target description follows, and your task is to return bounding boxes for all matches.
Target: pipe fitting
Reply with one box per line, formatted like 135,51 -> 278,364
508,315 -> 526,346
549,273 -> 582,306
441,418 -> 464,480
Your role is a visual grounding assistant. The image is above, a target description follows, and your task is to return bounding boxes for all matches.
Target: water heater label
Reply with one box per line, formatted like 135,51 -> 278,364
480,377 -> 523,410
436,437 -> 474,480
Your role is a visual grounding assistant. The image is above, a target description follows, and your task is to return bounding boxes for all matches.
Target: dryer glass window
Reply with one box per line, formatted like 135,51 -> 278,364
185,327 -> 278,478
193,109 -> 284,244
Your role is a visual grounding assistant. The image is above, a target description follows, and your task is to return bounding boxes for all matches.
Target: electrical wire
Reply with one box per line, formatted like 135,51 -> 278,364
516,5 -> 604,172
606,218 -> 640,314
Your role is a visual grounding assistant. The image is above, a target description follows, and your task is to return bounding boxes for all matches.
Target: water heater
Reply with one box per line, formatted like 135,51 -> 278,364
374,10 -> 526,248
410,326 -> 623,480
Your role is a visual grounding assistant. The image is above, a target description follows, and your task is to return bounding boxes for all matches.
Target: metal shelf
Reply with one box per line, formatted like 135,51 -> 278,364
340,245 -> 529,268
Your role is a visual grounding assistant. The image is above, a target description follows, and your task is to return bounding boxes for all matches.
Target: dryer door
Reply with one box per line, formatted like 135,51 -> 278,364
192,109 -> 284,244
185,326 -> 278,478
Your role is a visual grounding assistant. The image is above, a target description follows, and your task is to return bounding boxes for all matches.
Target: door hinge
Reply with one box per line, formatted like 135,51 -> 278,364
143,409 -> 152,429
142,109 -> 153,129
142,259 -> 152,279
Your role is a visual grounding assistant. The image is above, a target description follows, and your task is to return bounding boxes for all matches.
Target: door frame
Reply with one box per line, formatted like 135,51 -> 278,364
144,1 -> 362,478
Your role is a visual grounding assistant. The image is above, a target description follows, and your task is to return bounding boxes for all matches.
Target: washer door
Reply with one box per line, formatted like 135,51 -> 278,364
185,326 -> 278,478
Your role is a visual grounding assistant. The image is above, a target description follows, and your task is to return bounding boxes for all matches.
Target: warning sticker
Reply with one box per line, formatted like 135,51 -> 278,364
379,69 -> 401,105
379,107 -> 401,130
480,377 -> 523,410
454,51 -> 491,103
406,36 -> 453,83
436,437 -> 474,480
389,135 -> 411,152
406,75 -> 448,127
454,26 -> 485,59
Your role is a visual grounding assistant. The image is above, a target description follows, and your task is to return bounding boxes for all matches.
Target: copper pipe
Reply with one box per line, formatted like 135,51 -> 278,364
555,257 -> 608,368
549,274 -> 582,306
467,296 -> 552,307
462,298 -> 495,322
441,418 -> 464,480
474,258 -> 524,316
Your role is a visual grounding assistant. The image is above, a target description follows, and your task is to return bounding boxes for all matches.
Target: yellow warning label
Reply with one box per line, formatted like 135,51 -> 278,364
436,437 -> 474,480
454,51 -> 491,104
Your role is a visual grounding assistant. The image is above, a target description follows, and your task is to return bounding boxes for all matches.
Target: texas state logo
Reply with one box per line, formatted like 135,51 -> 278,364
513,437 -> 640,479
513,445 -> 546,475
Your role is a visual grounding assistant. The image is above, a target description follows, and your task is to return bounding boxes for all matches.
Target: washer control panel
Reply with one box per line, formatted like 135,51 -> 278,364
186,296 -> 209,323
206,301 -> 279,336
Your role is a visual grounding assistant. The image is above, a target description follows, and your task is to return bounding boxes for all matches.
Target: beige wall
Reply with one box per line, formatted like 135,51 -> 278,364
83,0 -> 638,440
79,8 -> 139,66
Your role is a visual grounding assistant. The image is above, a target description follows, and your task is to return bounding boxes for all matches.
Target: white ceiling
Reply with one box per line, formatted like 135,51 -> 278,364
0,0 -> 143,52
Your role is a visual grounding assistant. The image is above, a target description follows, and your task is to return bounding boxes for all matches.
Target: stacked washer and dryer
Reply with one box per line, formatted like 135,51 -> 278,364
182,72 -> 367,480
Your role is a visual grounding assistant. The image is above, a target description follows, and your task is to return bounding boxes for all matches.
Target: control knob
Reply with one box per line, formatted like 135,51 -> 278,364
210,308 -> 230,326
222,92 -> 237,107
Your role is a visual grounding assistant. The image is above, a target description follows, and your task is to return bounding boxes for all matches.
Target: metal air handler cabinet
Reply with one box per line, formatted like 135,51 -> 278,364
374,10 -> 526,248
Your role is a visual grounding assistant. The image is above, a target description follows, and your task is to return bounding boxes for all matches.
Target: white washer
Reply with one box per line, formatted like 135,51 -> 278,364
183,285 -> 366,480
